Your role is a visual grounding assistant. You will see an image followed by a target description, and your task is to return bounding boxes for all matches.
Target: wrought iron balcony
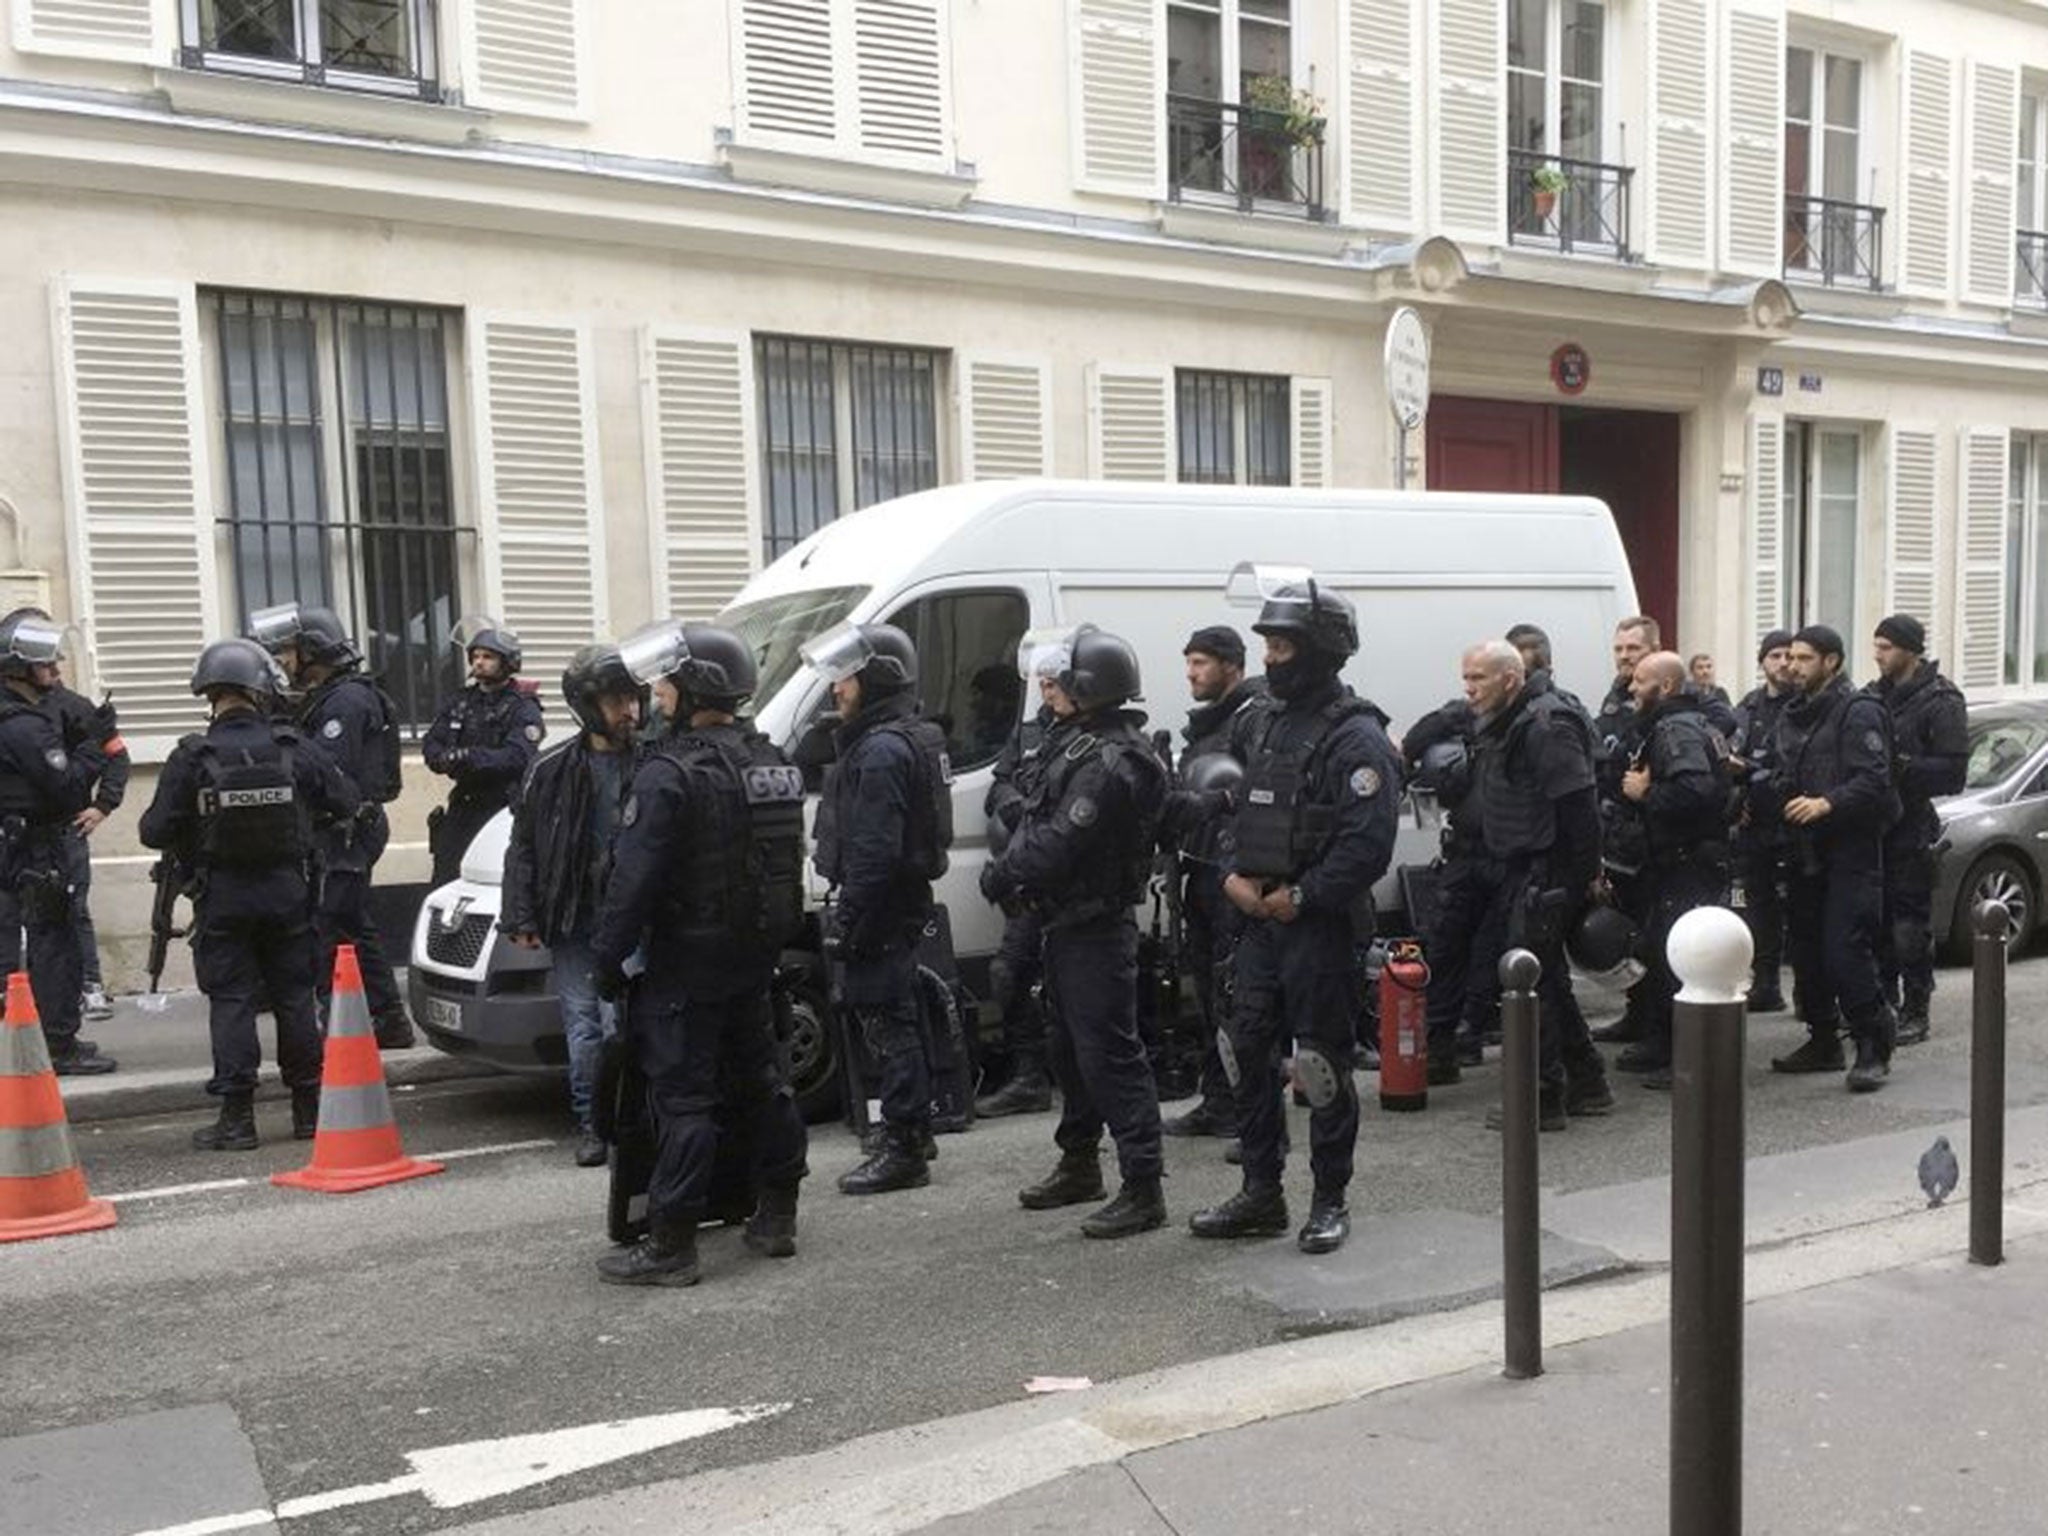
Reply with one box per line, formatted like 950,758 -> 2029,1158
1166,94 -> 1327,221
1506,150 -> 1634,259
2017,231 -> 2048,307
1784,195 -> 1885,290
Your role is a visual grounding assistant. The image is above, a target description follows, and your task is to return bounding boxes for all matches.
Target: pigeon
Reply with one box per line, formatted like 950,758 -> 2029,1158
1919,1136 -> 1960,1208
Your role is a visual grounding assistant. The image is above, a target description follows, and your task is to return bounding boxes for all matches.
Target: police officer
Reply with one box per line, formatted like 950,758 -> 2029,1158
808,622 -> 954,1196
1733,630 -> 1794,1012
1769,625 -> 1900,1092
1610,652 -> 1732,1090
138,641 -> 358,1150
974,687 -> 1056,1118
1464,640 -> 1613,1129
1506,623 -> 1595,725
1401,695 -> 1497,1085
422,618 -> 545,886
0,606 -> 128,1024
1588,616 -> 1658,1048
502,644 -> 642,1166
250,603 -> 412,1049
1189,572 -> 1400,1254
0,614 -> 115,1073
589,622 -> 810,1286
1160,625 -> 1265,1136
982,625 -> 1168,1238
1868,614 -> 1967,1046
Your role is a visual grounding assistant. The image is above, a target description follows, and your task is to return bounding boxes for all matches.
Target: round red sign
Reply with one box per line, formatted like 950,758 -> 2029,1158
1550,343 -> 1591,396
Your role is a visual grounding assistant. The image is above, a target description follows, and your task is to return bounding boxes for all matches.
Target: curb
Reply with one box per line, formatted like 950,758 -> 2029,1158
58,1048 -> 501,1124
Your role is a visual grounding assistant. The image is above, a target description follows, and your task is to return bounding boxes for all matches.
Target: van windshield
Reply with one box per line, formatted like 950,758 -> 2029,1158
722,585 -> 871,709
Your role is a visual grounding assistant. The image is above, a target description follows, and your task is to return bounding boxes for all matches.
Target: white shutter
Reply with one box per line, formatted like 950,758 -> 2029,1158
1885,427 -> 1940,629
1429,0 -> 1505,245
469,317 -> 608,684
1964,61 -> 2019,306
462,0 -> 587,119
854,0 -> 948,160
1746,411 -> 1785,657
1719,0 -> 1784,278
1343,0 -> 1416,233
642,330 -> 762,622
12,0 -> 162,63
1291,377 -> 1331,489
1070,0 -> 1162,198
959,357 -> 1052,480
1900,52 -> 1956,296
1085,364 -> 1174,482
735,0 -> 839,145
1955,426 -> 2010,690
50,281 -> 218,755
1646,0 -> 1711,267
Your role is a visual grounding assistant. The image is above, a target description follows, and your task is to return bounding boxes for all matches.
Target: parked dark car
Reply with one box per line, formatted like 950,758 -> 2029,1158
1933,701 -> 2048,958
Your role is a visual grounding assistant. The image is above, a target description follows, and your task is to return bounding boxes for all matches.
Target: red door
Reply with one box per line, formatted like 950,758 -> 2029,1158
1425,397 -> 1560,494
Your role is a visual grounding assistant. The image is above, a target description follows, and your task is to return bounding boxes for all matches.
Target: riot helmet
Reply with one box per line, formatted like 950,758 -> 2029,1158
1567,903 -> 1646,990
248,602 -> 360,669
452,614 -> 523,675
801,620 -> 917,701
561,643 -> 644,736
1014,624 -> 1141,712
1228,563 -> 1357,702
0,610 -> 64,688
190,638 -> 285,705
619,620 -> 758,709
1181,751 -> 1244,799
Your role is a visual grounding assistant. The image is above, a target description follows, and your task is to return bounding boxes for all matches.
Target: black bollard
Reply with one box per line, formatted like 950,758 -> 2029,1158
1971,899 -> 2009,1268
1498,947 -> 1542,1381
1668,906 -> 1751,1536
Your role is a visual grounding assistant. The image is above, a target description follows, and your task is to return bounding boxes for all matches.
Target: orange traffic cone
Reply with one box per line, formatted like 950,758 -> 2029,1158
273,946 -> 443,1195
0,971 -> 116,1243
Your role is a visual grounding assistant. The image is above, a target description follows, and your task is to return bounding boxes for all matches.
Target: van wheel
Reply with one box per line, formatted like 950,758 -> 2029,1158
776,972 -> 841,1123
1948,851 -> 2033,960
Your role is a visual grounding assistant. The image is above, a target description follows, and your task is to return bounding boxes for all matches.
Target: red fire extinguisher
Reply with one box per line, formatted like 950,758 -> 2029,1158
1378,940 -> 1430,1112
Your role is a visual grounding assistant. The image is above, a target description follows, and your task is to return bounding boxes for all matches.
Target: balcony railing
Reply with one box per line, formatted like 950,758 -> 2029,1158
1784,195 -> 1885,290
1506,149 -> 1633,259
2017,231 -> 2048,307
1166,94 -> 1327,221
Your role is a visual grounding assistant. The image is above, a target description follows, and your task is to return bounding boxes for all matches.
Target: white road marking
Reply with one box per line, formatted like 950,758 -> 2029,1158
427,1138 -> 558,1161
127,1405 -> 788,1536
107,1179 -> 252,1203
103,1140 -> 556,1205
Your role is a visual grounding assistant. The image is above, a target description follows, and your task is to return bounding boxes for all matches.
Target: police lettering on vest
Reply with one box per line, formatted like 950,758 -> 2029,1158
656,729 -> 806,963
191,732 -> 309,870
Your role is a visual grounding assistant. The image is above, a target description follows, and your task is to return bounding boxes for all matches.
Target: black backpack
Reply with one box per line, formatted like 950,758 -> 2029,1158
879,716 -> 955,881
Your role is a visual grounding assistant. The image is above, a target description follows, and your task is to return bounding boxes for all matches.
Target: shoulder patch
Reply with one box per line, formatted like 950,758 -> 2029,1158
1349,765 -> 1382,799
621,793 -> 640,828
44,747 -> 67,771
524,724 -> 542,742
321,718 -> 344,740
1068,795 -> 1098,827
1863,730 -> 1885,756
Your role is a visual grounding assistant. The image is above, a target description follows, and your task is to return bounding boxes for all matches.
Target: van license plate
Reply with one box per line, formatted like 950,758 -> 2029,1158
420,996 -> 463,1034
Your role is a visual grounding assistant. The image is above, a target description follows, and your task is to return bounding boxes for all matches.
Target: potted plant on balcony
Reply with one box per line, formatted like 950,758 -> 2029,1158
1529,164 -> 1568,221
1244,73 -> 1326,148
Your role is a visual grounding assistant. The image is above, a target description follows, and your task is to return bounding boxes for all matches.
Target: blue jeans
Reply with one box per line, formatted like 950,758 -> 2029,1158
553,937 -> 616,1132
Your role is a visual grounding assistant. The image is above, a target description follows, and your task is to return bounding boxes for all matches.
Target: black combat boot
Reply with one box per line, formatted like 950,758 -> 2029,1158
1771,1030 -> 1846,1074
193,1091 -> 259,1152
744,1185 -> 801,1258
596,1216 -> 701,1287
1018,1147 -> 1107,1209
1565,1069 -> 1615,1117
976,1057 -> 1053,1117
1846,1011 -> 1895,1093
1081,1176 -> 1166,1239
1485,1084 -> 1570,1132
1895,989 -> 1931,1048
1747,978 -> 1787,1014
838,1126 -> 931,1196
860,1121 -> 939,1161
1297,1194 -> 1350,1255
1426,1054 -> 1462,1087
373,1011 -> 416,1050
1188,1183 -> 1291,1239
290,1086 -> 320,1141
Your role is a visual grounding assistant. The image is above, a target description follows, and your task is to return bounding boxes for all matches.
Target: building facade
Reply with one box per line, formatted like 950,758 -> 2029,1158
5,0 -> 2048,976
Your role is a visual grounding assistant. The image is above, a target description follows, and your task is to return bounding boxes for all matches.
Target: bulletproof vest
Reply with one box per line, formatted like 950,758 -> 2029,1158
191,728 -> 309,871
1030,717 -> 1166,912
1478,688 -> 1589,862
1883,667 -> 1967,817
0,698 -> 49,820
1231,695 -> 1372,881
310,674 -> 404,802
658,727 -> 806,962
1641,708 -> 1733,859
877,717 -> 954,881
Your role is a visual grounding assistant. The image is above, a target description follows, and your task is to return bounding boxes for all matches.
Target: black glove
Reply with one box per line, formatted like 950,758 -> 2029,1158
91,698 -> 119,741
979,861 -> 1011,905
445,747 -> 470,772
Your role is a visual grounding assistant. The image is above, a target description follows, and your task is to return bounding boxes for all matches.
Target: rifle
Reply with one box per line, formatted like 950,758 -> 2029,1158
146,854 -> 190,993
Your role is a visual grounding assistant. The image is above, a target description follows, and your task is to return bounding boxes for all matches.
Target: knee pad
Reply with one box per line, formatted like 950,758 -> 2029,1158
1291,1043 -> 1344,1110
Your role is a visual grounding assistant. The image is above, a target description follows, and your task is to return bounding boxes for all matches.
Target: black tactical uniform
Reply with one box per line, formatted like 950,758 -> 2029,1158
975,705 -> 1054,1117
422,627 -> 544,885
813,624 -> 953,1196
1609,689 -> 1732,1085
0,614 -> 114,1072
591,623 -> 809,1287
983,627 -> 1169,1240
139,640 -> 358,1150
1868,627 -> 1968,1045
1733,643 -> 1794,1012
1402,699 -> 1501,1083
1474,670 -> 1611,1126
1588,671 -> 1652,1047
1190,576 -> 1400,1255
1769,637 -> 1901,1091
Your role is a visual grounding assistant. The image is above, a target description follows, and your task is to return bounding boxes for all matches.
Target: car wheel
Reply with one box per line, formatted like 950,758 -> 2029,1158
1950,851 -> 2034,959
775,969 -> 842,1123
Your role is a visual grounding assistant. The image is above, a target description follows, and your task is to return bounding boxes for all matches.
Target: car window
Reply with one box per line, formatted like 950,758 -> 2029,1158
886,588 -> 1031,772
1966,718 -> 2048,790
721,585 -> 870,711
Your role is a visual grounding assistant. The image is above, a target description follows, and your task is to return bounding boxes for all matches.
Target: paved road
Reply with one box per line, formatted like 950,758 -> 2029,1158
5,952 -> 2045,1535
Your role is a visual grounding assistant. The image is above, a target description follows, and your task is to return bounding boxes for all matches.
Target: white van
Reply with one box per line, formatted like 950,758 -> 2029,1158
410,481 -> 1638,1111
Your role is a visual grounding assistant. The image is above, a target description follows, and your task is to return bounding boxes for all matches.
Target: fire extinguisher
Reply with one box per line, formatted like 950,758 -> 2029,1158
1378,940 -> 1430,1112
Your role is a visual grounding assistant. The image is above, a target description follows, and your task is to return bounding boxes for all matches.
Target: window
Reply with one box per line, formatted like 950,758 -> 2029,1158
754,337 -> 942,562
1507,0 -> 1605,166
884,589 -> 1032,771
2004,437 -> 2048,687
1167,1 -> 1310,208
1778,423 -> 1861,636
1968,714 -> 2048,788
210,291 -> 469,729
180,0 -> 441,97
1784,46 -> 1876,282
2019,88 -> 2048,300
1176,371 -> 1289,486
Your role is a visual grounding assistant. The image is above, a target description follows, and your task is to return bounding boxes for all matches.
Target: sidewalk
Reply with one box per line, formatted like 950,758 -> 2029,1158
52,984 -> 496,1123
